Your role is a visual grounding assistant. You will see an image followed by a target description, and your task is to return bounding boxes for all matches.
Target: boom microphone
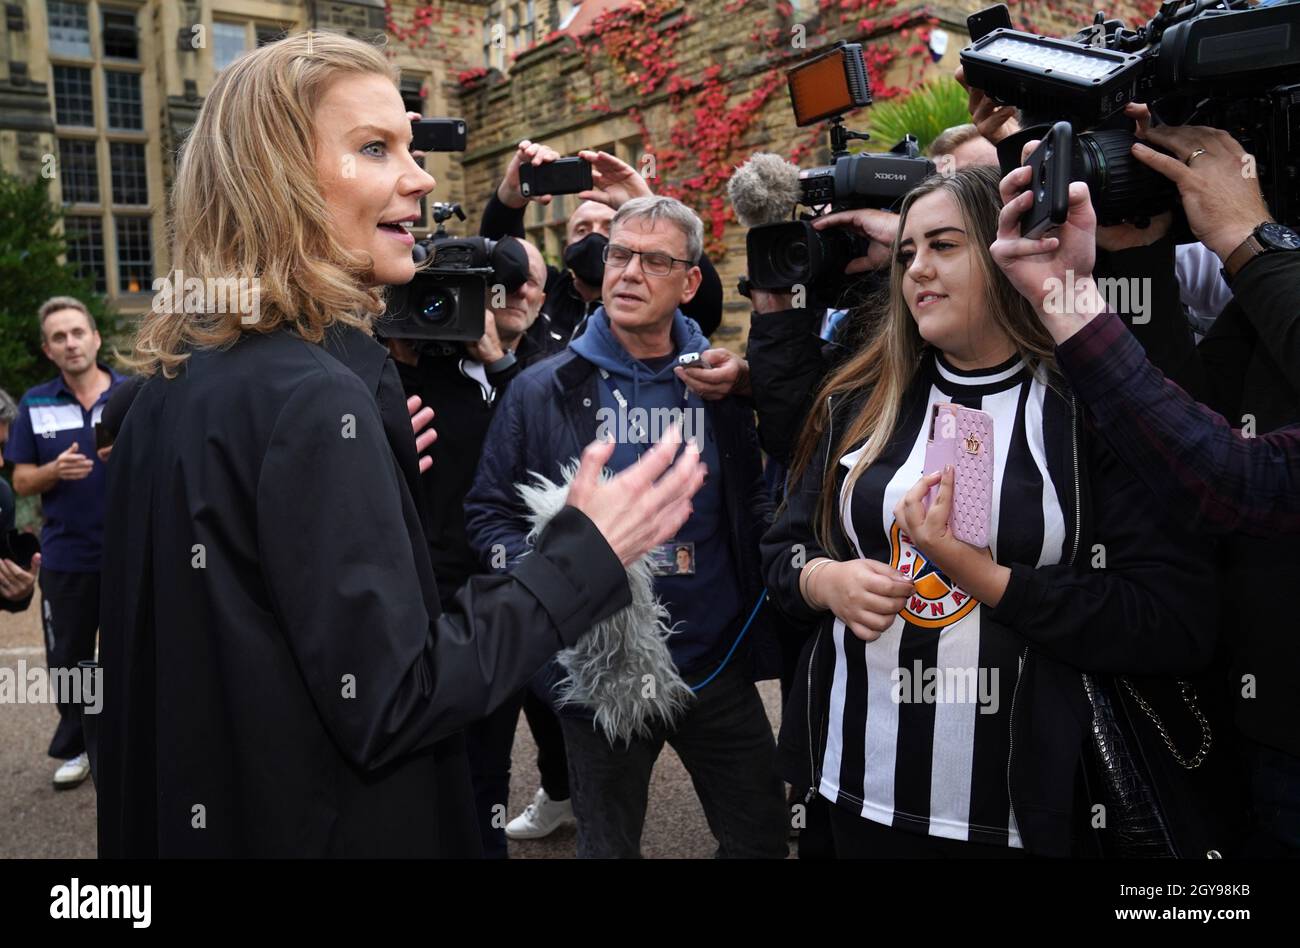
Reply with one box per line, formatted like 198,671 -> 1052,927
728,153 -> 803,229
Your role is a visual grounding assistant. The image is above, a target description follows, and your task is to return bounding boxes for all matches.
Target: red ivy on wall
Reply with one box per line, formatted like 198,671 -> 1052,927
385,0 -> 948,257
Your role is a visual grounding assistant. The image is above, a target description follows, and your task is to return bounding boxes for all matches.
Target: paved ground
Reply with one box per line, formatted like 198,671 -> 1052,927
0,604 -> 787,859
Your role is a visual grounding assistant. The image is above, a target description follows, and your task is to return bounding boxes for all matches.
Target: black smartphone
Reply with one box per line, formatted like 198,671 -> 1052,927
967,4 -> 1012,42
1021,121 -> 1073,239
2,529 -> 39,571
518,157 -> 593,198
94,420 -> 112,451
411,118 -> 468,153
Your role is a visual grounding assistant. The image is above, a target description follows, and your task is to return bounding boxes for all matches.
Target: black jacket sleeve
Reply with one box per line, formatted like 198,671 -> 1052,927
987,415 -> 1218,677
747,307 -> 829,466
760,416 -> 837,628
480,192 -> 527,240
256,371 -> 630,770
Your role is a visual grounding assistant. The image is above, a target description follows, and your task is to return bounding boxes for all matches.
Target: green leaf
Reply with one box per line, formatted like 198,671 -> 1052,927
0,171 -> 121,401
861,77 -> 972,155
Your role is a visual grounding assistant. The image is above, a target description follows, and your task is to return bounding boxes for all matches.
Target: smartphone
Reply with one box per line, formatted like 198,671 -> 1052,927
967,4 -> 1012,42
922,403 -> 994,548
411,118 -> 468,153
518,157 -> 593,198
2,529 -> 39,571
1021,121 -> 1073,240
94,421 -> 113,451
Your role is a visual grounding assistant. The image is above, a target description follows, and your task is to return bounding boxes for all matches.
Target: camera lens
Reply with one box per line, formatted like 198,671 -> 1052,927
418,287 -> 456,327
768,239 -> 810,285
1076,129 -> 1177,225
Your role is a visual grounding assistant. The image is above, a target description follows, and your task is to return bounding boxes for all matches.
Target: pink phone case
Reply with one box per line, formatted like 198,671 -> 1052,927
922,403 -> 994,548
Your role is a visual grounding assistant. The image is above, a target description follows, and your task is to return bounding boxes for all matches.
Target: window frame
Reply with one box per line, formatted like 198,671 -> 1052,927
99,4 -> 140,61
47,0 -> 93,59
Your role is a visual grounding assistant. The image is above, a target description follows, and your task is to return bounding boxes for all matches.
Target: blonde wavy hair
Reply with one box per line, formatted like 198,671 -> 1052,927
789,166 -> 1058,554
132,31 -> 400,377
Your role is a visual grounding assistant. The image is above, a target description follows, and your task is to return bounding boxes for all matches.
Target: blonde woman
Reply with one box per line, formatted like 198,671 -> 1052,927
763,166 -> 1221,857
95,31 -> 703,858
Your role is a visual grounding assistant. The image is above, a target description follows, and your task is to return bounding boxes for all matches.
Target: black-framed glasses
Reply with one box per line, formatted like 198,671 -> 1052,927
602,243 -> 695,277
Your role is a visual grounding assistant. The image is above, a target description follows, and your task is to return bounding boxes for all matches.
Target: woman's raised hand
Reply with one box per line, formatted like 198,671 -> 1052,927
565,424 -> 706,566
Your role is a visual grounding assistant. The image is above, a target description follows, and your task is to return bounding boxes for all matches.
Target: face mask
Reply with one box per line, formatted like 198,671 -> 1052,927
563,232 -> 608,288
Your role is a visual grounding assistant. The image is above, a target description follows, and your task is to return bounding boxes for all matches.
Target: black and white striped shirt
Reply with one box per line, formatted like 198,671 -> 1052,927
820,351 -> 1070,848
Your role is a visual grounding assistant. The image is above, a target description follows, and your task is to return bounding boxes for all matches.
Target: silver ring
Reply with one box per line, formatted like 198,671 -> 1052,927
1185,148 -> 1207,166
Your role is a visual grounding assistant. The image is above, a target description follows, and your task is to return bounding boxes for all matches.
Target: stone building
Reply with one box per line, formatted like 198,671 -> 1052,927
2,0 -> 1149,344
0,0 -> 500,314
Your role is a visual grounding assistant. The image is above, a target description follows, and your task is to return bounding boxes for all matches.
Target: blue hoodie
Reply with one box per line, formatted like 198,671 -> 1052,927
570,307 -> 745,677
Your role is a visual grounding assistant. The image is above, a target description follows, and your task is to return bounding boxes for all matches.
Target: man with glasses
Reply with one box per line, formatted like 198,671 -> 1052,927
479,141 -> 725,347
466,196 -> 787,858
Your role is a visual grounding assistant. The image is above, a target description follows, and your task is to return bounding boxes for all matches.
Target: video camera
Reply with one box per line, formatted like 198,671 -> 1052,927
959,0 -> 1300,227
382,202 -> 530,343
740,42 -> 935,303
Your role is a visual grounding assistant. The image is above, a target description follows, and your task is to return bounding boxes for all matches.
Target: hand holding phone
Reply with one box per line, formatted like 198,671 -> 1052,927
1021,121 -> 1073,239
922,403 -> 994,547
518,156 -> 594,198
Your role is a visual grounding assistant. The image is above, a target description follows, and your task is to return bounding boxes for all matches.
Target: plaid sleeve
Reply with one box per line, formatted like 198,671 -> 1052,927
1056,311 -> 1300,537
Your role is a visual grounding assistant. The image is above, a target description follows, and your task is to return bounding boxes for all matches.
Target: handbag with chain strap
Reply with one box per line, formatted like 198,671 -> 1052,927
1084,670 -> 1239,858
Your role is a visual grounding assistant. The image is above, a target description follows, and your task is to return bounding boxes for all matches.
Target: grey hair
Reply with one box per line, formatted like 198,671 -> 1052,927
611,195 -> 704,264
0,388 -> 16,427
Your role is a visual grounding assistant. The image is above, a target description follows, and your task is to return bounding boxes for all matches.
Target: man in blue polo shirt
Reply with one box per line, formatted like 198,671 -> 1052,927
8,296 -> 123,788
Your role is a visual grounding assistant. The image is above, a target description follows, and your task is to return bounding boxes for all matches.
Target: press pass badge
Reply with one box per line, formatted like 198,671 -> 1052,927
648,541 -> 695,576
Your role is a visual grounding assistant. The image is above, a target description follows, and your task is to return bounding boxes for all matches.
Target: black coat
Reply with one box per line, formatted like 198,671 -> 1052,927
95,323 -> 631,857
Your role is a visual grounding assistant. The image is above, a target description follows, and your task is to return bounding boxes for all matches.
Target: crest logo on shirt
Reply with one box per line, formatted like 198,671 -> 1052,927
888,521 -> 979,629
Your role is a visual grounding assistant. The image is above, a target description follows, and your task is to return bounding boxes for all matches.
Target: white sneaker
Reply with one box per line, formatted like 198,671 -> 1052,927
505,787 -> 574,840
53,752 -> 90,789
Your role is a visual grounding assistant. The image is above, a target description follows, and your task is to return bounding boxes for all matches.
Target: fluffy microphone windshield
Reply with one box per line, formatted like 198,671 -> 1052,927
728,153 -> 803,228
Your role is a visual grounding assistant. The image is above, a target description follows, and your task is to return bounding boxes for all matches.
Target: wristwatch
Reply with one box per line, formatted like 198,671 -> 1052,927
1222,221 -> 1300,284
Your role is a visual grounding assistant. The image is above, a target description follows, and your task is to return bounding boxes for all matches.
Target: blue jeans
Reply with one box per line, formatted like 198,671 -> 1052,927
559,661 -> 788,858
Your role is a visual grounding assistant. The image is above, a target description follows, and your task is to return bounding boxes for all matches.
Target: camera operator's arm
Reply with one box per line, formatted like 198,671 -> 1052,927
747,294 -> 827,467
954,65 -> 1021,145
992,165 -> 1300,537
746,208 -> 896,464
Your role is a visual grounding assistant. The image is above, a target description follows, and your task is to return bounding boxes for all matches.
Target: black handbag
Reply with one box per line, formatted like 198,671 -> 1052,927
1084,671 -> 1239,858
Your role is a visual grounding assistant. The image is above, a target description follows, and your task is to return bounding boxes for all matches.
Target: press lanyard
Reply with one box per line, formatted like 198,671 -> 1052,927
597,367 -> 691,445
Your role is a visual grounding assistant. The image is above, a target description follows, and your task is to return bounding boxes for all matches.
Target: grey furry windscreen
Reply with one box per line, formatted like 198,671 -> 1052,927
516,463 -> 694,744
